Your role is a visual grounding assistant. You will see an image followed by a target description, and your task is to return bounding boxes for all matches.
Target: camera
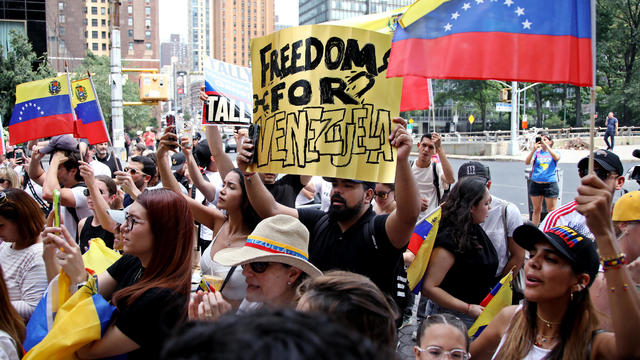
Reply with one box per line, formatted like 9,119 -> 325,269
535,136 -> 541,143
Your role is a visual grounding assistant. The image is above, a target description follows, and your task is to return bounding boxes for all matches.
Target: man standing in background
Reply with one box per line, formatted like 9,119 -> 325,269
604,112 -> 618,151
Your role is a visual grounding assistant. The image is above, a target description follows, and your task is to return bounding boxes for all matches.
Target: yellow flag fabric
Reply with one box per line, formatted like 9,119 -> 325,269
406,207 -> 441,293
399,0 -> 450,28
323,6 -> 409,34
82,238 -> 122,275
467,271 -> 513,339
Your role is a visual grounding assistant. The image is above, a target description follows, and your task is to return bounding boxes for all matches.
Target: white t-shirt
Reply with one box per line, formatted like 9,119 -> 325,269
319,179 -> 332,212
481,196 -> 523,275
61,186 -> 91,242
90,159 -> 112,177
0,242 -> 47,321
412,161 -> 444,219
295,176 -> 323,207
0,330 -> 19,360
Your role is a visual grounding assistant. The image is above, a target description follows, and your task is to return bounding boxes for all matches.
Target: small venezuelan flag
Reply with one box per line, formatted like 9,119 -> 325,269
9,74 -> 75,145
468,271 -> 514,339
72,78 -> 110,145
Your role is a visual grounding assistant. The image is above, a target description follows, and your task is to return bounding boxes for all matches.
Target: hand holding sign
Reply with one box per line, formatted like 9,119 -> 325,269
390,117 -> 412,161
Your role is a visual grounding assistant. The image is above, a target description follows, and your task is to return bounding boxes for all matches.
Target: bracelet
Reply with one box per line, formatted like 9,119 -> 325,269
601,253 -> 626,270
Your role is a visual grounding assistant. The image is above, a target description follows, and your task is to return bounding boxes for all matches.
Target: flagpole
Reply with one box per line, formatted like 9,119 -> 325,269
88,71 -> 122,172
64,61 -> 76,124
588,0 -> 596,174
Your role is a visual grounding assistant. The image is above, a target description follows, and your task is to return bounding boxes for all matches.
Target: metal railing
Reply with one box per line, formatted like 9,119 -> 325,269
435,126 -> 640,144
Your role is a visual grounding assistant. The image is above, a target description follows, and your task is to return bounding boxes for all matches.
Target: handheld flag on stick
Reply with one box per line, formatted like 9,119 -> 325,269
388,0 -> 593,87
71,77 -> 110,145
0,128 -> 6,157
467,271 -> 514,339
406,207 -> 441,294
8,74 -> 75,145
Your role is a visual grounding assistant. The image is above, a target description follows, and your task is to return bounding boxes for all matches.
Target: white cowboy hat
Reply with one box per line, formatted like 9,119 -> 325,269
214,214 -> 322,278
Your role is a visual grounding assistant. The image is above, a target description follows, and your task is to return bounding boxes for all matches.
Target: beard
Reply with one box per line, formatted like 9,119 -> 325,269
328,194 -> 364,222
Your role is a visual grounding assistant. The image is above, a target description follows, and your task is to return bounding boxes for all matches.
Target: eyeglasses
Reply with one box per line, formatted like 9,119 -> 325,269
374,190 -> 393,200
124,214 -> 146,231
414,346 -> 470,360
578,167 -> 613,181
0,179 -> 10,185
124,167 -> 142,176
83,188 -> 105,197
241,262 -> 271,273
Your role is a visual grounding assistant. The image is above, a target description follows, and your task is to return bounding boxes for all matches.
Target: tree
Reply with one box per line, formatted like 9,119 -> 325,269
0,30 -> 55,126
72,52 -> 153,136
435,80 -> 501,131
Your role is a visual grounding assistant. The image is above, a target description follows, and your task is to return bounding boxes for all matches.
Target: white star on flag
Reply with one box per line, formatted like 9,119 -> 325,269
462,2 -> 471,10
522,19 -> 532,29
451,11 -> 460,19
504,0 -> 514,6
515,7 -> 524,16
444,23 -> 453,31
475,0 -> 484,3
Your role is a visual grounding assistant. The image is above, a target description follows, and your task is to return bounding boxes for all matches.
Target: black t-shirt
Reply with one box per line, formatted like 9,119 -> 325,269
434,224 -> 499,305
79,215 -> 115,253
265,175 -> 304,208
107,255 -> 187,359
96,153 -> 122,177
297,207 -> 405,296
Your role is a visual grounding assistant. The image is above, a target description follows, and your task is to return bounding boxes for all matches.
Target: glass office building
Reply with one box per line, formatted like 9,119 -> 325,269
299,0 -> 413,25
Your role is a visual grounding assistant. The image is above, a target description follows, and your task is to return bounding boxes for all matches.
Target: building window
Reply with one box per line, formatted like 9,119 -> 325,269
145,30 -> 151,38
128,29 -> 133,37
92,0 -> 97,2
83,7 -> 87,13
92,31 -> 98,38
145,19 -> 151,27
102,43 -> 107,50
128,5 -> 133,14
59,27 -> 65,36
128,17 -> 133,26
92,43 -> 98,51
102,31 -> 106,39
145,43 -> 151,50
102,19 -> 106,26
59,14 -> 65,23
145,7 -> 150,16
101,7 -> 106,15
128,42 -> 133,51
92,19 -> 98,26
91,6 -> 98,14
85,31 -> 88,38
83,18 -> 88,25
58,2 -> 64,10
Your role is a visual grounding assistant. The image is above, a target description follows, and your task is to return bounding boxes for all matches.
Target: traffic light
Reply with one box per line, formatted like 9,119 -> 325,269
500,88 -> 511,103
139,74 -> 169,101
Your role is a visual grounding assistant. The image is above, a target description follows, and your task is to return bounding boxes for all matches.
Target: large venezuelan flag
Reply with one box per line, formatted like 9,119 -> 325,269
468,271 -> 513,339
406,207 -> 441,294
9,75 -> 75,145
72,78 -> 110,145
388,0 -> 593,87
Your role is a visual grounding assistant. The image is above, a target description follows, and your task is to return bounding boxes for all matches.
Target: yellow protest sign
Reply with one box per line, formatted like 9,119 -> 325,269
249,25 -> 402,183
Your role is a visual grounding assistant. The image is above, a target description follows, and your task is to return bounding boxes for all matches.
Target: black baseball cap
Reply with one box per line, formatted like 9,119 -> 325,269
513,224 -> 599,287
458,161 -> 491,183
322,177 -> 376,191
577,149 -> 624,176
171,152 -> 186,171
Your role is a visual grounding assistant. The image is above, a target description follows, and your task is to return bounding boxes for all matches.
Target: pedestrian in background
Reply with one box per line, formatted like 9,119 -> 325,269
604,112 -> 618,150
525,132 -> 560,225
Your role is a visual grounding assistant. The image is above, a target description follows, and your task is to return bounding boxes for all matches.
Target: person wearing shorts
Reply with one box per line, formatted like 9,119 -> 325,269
525,133 -> 560,225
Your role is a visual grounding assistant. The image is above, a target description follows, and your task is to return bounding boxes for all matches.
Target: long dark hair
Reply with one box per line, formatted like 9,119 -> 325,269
112,189 -> 193,307
440,177 -> 488,252
0,267 -> 25,358
229,168 -> 261,229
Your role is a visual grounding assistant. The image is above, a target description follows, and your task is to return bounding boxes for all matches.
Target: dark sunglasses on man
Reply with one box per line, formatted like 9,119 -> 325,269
124,167 -> 143,176
83,188 -> 105,197
578,167 -> 613,181
374,190 -> 392,200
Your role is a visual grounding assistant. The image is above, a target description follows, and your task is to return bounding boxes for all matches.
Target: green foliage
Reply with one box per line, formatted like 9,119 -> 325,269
0,30 -> 55,126
72,52 -> 153,135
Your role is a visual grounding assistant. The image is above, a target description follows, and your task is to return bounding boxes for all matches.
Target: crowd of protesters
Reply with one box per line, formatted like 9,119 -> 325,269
0,110 -> 638,359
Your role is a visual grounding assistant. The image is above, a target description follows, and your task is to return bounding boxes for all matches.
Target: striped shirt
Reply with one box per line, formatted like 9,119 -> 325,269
0,241 -> 48,321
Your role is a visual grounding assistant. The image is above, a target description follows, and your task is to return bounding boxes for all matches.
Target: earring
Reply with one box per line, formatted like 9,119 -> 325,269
570,290 -> 574,301
287,281 -> 292,286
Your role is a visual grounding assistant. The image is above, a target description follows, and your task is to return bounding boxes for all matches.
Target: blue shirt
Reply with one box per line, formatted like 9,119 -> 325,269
606,117 -> 618,133
531,150 -> 558,183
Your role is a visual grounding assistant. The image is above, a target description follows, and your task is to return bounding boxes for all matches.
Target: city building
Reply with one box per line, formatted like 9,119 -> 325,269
160,33 -> 188,67
189,0 -> 275,71
1,0 -> 47,58
299,0 -> 412,25
46,0 -> 160,72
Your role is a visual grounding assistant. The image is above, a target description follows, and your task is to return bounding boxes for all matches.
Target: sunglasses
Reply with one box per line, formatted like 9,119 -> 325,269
241,262 -> 272,273
83,188 -> 105,197
578,167 -> 612,181
374,190 -> 393,200
124,167 -> 143,176
0,179 -> 10,185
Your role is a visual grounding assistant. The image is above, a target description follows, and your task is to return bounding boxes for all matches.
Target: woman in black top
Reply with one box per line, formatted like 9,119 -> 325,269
422,177 -> 497,328
43,188 -> 193,359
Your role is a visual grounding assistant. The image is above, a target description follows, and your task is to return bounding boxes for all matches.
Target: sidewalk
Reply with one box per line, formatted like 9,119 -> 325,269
444,144 -> 639,163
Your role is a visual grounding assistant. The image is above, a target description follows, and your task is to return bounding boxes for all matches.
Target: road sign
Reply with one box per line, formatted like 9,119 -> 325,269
496,102 -> 512,112
468,114 -> 475,124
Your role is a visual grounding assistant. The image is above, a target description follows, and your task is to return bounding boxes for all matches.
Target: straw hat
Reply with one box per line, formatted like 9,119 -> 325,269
214,214 -> 322,278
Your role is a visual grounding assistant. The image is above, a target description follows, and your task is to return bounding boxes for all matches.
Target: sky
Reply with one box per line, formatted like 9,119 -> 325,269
159,0 -> 299,43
